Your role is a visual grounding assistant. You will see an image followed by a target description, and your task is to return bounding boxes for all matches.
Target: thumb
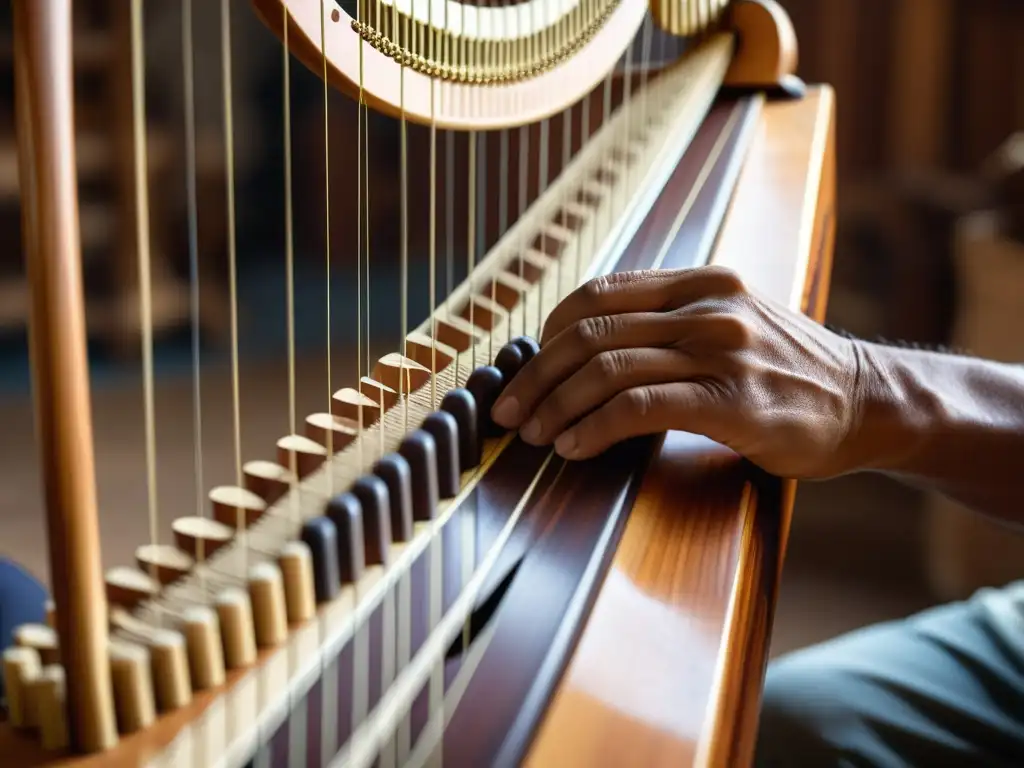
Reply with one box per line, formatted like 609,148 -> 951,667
553,381 -> 725,460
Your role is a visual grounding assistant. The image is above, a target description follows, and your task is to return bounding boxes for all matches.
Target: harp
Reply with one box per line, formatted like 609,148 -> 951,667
1,0 -> 834,765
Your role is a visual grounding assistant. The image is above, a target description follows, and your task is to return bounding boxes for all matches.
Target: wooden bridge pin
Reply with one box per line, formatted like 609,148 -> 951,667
172,517 -> 234,559
105,566 -> 160,608
279,540 -> 317,623
277,435 -> 328,479
350,476 -> 393,567
135,543 -> 195,584
14,623 -> 60,666
325,493 -> 367,584
301,517 -> 341,602
149,629 -> 192,712
182,605 -> 226,690
215,588 -> 258,669
248,562 -> 289,648
29,665 -> 67,750
399,431 -> 440,522
373,454 -> 415,542
441,388 -> 480,470
421,411 -> 460,498
209,486 -> 267,529
466,365 -> 506,437
109,640 -> 157,734
243,460 -> 294,506
3,646 -> 41,728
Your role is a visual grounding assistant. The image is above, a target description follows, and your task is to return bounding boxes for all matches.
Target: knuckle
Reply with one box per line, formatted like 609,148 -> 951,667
716,314 -> 756,349
616,386 -> 657,420
574,315 -> 616,350
704,265 -> 747,296
591,349 -> 628,381
580,275 -> 613,305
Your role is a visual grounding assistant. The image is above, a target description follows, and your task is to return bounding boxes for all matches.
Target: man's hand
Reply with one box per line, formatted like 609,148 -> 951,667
490,266 -> 866,479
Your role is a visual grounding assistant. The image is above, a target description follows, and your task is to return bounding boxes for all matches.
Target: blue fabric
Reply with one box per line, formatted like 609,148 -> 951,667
756,581 -> 1024,767
0,558 -> 48,700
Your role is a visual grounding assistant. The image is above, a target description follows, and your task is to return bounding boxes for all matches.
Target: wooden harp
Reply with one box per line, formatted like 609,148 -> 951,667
1,0 -> 834,765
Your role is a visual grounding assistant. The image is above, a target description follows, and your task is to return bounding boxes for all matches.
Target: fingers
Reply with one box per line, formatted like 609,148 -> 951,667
517,347 -> 704,446
492,312 -> 685,429
541,265 -> 746,345
552,382 -> 720,460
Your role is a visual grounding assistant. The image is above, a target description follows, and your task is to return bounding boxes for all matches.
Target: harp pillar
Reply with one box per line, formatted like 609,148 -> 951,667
13,0 -> 118,753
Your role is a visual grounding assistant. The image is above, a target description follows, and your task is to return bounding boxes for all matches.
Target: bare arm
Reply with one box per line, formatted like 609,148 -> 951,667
849,343 -> 1024,526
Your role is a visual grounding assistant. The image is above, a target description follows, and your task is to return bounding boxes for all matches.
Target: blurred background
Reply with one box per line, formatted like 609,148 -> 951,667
0,0 -> 1022,660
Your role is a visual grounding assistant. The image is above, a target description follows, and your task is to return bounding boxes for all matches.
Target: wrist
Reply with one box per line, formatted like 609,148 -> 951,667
840,340 -> 936,475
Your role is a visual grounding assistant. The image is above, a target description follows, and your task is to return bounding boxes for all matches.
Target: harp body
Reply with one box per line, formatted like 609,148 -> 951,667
0,0 -> 834,766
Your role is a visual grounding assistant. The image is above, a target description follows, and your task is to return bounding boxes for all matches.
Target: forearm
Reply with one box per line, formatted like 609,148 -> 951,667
848,342 -> 1024,525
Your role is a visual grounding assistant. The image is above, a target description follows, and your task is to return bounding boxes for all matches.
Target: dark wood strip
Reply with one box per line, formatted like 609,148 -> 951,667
614,101 -> 737,272
438,94 -> 760,765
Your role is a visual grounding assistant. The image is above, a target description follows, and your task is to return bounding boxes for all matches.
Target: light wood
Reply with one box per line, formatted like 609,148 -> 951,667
109,641 -> 156,735
209,485 -> 268,529
374,353 -> 433,393
15,624 -> 60,667
248,562 -> 290,648
29,666 -> 68,751
276,434 -> 329,479
305,412 -> 360,454
279,541 -> 317,624
216,589 -> 258,669
149,630 -> 193,712
105,566 -> 160,608
252,0 -> 657,129
11,0 -> 118,752
243,460 -> 295,505
183,606 -> 226,690
3,647 -> 42,728
332,387 -> 383,424
172,517 -> 235,559
527,84 -> 836,768
134,544 -> 195,584
723,0 -> 799,90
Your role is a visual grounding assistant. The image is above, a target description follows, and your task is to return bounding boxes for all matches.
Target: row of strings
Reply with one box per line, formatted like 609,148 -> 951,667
75,0 -> 670,762
128,0 -> 666,613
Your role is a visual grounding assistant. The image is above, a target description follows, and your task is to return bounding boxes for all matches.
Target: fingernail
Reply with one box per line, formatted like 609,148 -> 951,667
491,396 -> 520,427
520,418 -> 542,443
554,431 -> 578,458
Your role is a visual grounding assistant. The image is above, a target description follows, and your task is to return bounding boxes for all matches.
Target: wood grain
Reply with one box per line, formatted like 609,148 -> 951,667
12,0 -> 118,753
525,84 -> 836,768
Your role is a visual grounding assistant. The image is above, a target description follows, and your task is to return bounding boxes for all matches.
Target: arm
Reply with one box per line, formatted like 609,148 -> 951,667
850,343 -> 1024,525
489,267 -> 1024,528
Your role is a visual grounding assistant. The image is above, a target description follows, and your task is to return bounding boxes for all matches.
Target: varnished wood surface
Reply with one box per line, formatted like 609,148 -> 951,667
439,97 -> 761,767
12,0 -> 118,753
0,79 -> 831,768
525,85 -> 836,768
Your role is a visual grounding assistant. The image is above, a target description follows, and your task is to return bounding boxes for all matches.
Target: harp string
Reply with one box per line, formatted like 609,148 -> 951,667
220,0 -> 245,576
282,3 -> 299,508
129,0 -> 162,597
181,0 -> 205,545
320,2 -> 333,470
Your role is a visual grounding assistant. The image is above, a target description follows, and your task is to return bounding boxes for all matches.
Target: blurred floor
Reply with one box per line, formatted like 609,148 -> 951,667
0,354 -> 938,660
